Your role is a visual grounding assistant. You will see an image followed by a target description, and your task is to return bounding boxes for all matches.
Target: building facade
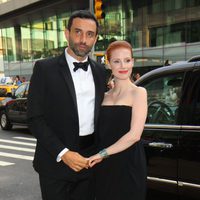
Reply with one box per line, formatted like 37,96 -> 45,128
0,0 -> 200,78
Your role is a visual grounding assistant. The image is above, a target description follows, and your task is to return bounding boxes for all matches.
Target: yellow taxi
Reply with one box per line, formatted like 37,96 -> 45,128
0,77 -> 18,101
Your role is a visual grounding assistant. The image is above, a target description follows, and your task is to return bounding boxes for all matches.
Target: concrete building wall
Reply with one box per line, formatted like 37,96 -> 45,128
0,0 -> 41,15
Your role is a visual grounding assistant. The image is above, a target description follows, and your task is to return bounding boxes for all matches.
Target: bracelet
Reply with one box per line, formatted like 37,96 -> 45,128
98,149 -> 109,159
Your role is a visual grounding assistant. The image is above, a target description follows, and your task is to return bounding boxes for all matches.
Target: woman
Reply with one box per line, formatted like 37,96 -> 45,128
14,75 -> 22,86
89,41 -> 147,200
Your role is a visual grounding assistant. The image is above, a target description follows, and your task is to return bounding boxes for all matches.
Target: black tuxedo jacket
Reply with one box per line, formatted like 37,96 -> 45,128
27,52 -> 106,179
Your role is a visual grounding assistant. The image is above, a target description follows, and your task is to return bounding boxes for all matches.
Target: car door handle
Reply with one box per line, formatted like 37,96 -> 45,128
148,142 -> 173,149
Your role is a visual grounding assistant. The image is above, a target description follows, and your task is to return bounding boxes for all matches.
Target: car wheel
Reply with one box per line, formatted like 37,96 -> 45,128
0,111 -> 13,130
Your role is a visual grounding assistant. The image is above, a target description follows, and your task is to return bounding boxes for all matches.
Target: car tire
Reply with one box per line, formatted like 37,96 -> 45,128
0,111 -> 12,130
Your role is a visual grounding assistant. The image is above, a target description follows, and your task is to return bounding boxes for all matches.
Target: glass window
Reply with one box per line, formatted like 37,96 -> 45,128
1,27 -> 16,62
95,0 -> 125,51
21,24 -> 31,61
0,0 -> 199,77
143,72 -> 184,124
124,1 -> 143,49
24,83 -> 29,98
31,22 -> 44,60
186,0 -> 200,7
43,16 -> 59,58
178,70 -> 200,125
186,20 -> 200,43
57,15 -> 69,51
15,83 -> 27,98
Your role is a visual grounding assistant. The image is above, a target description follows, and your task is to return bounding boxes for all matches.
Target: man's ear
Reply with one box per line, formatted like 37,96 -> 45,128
64,29 -> 69,41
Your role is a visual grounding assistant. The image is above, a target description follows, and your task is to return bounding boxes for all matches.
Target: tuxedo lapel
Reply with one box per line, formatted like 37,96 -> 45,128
89,58 -> 102,125
57,53 -> 103,127
58,53 -> 78,114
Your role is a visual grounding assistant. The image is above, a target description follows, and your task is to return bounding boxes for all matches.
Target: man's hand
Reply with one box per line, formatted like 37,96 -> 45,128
61,151 -> 89,172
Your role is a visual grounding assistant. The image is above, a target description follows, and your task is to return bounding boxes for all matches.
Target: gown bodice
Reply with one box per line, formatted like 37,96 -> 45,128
97,105 -> 132,148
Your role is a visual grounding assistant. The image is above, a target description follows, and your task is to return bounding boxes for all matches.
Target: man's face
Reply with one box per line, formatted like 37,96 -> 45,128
65,18 -> 98,61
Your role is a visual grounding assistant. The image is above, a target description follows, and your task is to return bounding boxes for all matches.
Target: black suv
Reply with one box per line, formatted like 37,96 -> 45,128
135,60 -> 200,200
0,82 -> 29,130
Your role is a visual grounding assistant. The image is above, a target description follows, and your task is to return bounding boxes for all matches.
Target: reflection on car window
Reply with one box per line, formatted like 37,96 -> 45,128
144,73 -> 184,124
15,84 -> 27,98
178,70 -> 200,125
24,83 -> 29,98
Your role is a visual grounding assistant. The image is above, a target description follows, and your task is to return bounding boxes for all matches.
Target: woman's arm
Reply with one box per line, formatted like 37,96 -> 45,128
89,87 -> 147,167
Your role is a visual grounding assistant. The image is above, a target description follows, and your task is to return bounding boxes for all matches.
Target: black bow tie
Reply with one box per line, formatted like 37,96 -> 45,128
73,61 -> 89,72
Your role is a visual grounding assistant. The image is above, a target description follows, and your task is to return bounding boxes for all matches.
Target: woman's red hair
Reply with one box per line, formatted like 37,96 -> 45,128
106,40 -> 133,61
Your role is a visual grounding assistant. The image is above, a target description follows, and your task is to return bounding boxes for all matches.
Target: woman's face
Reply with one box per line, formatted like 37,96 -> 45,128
108,47 -> 133,80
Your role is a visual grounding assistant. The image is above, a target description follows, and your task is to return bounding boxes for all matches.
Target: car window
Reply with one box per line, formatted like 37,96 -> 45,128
178,69 -> 200,125
24,83 -> 29,98
15,84 -> 27,98
0,77 -> 13,85
144,73 -> 184,124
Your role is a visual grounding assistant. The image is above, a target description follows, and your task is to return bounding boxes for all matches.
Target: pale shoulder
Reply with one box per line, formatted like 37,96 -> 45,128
130,85 -> 147,97
130,85 -> 147,107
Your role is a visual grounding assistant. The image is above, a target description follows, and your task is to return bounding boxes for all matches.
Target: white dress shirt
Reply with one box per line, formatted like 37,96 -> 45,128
57,49 -> 95,162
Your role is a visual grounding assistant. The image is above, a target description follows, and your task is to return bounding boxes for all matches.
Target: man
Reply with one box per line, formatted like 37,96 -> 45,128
27,10 -> 106,200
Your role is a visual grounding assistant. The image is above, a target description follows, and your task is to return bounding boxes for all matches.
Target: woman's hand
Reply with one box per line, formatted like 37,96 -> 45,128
88,154 -> 103,167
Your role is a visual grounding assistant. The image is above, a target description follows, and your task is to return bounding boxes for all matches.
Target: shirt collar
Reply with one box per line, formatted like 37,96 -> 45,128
65,48 -> 88,68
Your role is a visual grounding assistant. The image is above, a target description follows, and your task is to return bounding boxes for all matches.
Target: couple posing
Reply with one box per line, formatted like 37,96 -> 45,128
27,10 -> 147,200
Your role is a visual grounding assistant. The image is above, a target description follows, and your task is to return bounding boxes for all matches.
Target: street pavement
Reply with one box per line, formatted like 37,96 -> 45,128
0,127 -> 41,200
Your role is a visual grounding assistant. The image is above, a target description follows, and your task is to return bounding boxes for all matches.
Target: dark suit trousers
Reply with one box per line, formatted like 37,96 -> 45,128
39,171 -> 95,200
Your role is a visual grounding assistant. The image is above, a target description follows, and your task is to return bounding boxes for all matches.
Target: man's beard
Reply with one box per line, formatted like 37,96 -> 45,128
69,39 -> 92,57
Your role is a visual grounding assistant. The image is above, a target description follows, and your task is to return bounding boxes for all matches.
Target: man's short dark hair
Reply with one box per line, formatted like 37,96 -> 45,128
67,10 -> 99,35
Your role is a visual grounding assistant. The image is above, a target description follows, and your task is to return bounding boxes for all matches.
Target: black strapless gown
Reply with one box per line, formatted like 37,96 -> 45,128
95,105 -> 147,200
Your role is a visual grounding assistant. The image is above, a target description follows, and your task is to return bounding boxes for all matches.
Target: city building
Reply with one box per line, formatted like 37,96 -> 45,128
0,0 -> 200,78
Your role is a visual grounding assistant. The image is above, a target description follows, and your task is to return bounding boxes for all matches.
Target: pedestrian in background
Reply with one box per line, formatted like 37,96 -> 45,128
14,75 -> 22,85
164,59 -> 170,66
27,10 -> 106,200
21,76 -> 26,82
133,72 -> 141,81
